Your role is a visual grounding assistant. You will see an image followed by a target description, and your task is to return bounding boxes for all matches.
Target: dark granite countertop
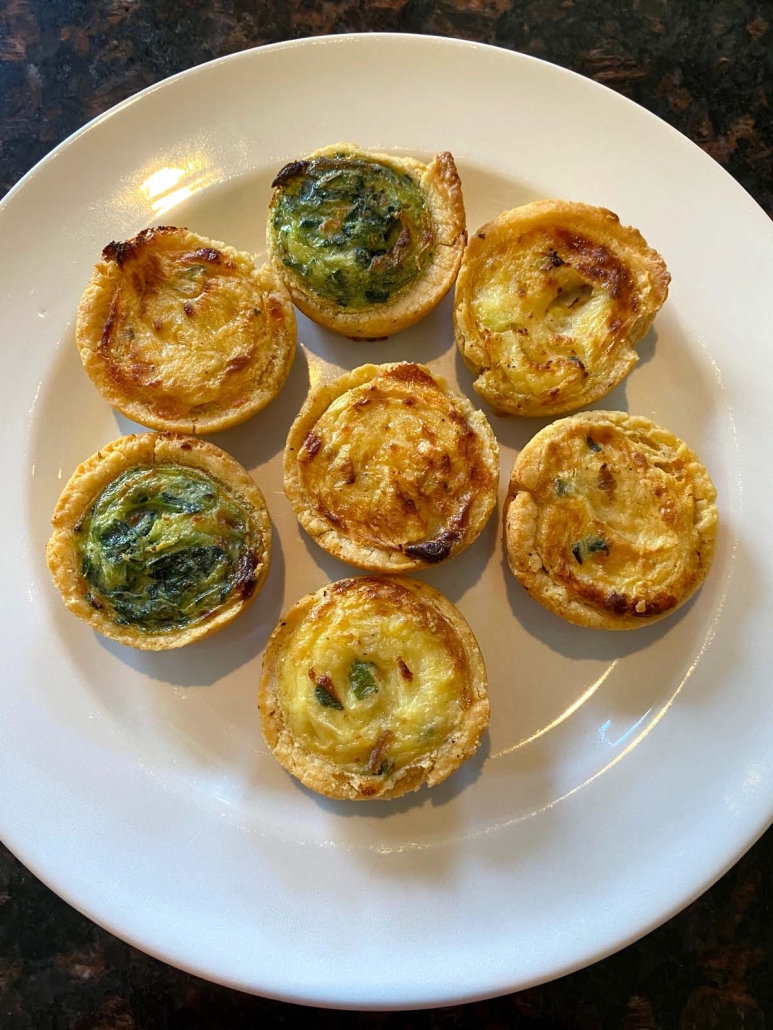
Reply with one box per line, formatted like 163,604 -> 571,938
1,2 -> 771,1027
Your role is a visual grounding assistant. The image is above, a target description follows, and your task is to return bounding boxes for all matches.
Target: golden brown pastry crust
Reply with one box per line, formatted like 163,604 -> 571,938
259,576 -> 489,800
46,433 -> 272,649
284,362 -> 499,572
503,411 -> 718,629
267,143 -> 466,338
76,227 -> 296,433
454,200 -> 670,416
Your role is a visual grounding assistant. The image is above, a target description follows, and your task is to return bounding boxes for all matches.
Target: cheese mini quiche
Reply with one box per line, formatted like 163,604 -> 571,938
503,411 -> 718,629
284,362 -> 499,572
77,226 -> 296,433
455,201 -> 670,416
267,143 -> 466,338
46,433 -> 271,649
259,576 -> 489,800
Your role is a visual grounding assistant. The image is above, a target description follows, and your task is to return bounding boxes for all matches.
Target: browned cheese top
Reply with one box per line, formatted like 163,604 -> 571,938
77,227 -> 293,431
294,363 -> 498,565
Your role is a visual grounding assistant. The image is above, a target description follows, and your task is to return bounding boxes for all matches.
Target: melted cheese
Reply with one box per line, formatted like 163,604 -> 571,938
276,579 -> 469,773
297,363 -> 495,557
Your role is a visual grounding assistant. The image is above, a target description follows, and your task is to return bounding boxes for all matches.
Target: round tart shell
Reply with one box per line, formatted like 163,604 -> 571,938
258,576 -> 490,801
77,227 -> 296,433
454,200 -> 670,416
284,362 -> 500,572
46,433 -> 272,650
267,143 -> 466,339
503,411 -> 718,629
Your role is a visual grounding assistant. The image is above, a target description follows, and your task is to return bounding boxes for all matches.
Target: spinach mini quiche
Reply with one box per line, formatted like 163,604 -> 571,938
284,362 -> 499,572
454,200 -> 670,416
503,411 -> 718,629
46,433 -> 271,649
259,577 -> 489,800
77,227 -> 296,433
267,143 -> 466,338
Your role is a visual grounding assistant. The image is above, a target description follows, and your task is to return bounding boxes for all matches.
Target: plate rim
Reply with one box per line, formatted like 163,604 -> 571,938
4,31 -> 768,221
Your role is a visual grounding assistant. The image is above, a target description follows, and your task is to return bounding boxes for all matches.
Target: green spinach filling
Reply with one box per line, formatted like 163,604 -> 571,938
76,464 -> 259,632
348,659 -> 379,700
572,536 -> 609,564
271,155 -> 434,309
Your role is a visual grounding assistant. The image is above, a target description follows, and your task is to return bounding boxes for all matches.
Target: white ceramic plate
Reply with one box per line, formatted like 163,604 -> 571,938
1,33 -> 771,1010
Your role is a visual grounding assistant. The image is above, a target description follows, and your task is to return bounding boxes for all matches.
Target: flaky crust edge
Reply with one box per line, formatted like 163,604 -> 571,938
503,411 -> 718,630
46,432 -> 272,649
77,229 -> 297,434
454,200 -> 671,416
258,576 -> 490,800
267,143 -> 467,339
283,362 -> 500,572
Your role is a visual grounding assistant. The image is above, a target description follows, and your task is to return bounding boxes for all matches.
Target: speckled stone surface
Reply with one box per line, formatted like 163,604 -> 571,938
1,2 -> 772,1026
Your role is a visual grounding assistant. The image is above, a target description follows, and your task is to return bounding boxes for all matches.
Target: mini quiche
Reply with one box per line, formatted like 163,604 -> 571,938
46,433 -> 271,650
259,576 -> 489,800
77,226 -> 296,433
267,142 -> 466,338
454,200 -> 670,416
284,362 -> 499,572
503,411 -> 718,629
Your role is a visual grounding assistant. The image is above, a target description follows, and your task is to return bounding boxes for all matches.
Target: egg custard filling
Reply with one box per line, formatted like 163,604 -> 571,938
270,153 -> 434,309
260,577 -> 489,799
455,201 -> 670,416
285,363 -> 499,571
76,464 -> 261,632
504,412 -> 718,628
277,579 -> 470,774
